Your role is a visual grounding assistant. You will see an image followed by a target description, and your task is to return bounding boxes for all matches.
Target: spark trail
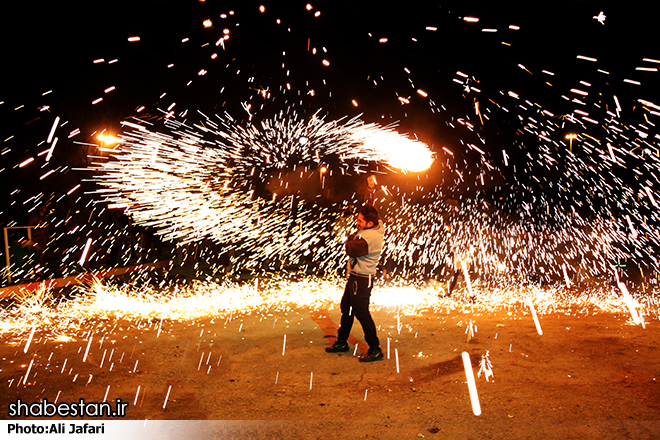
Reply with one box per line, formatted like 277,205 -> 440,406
91,111 -> 434,274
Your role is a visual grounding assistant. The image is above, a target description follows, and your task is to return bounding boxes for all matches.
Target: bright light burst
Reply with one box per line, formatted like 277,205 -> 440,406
0,276 -> 655,340
350,128 -> 435,172
90,111 -> 434,275
4,3 -> 660,343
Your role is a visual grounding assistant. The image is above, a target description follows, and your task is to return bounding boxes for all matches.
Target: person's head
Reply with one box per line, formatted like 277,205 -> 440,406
367,175 -> 377,189
357,205 -> 380,229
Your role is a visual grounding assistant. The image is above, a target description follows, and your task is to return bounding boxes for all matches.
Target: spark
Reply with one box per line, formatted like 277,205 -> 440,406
477,351 -> 494,382
462,352 -> 481,416
19,157 -> 34,168
45,137 -> 58,162
90,112 -> 433,266
577,55 -> 597,62
23,358 -> 34,385
163,385 -> 172,409
82,335 -> 93,362
47,116 -> 60,143
23,327 -> 36,353
527,297 -> 543,335
618,282 -> 644,327
79,238 -> 93,266
3,6 -> 660,367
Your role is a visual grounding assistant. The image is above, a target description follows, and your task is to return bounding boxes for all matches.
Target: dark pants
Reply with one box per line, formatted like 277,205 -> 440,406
448,269 -> 461,294
337,274 -> 380,349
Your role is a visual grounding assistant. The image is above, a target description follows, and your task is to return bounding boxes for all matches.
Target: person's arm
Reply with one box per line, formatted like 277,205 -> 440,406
346,235 -> 369,258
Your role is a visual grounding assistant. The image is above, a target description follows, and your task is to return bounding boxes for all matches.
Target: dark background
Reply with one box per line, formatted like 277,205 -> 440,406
0,1 -> 658,283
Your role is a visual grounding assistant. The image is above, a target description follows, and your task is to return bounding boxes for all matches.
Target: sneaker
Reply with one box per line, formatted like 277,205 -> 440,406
325,340 -> 349,353
358,347 -> 384,363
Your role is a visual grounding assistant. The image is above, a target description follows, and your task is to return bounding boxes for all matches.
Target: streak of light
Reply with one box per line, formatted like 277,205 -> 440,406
462,352 -> 481,416
577,55 -> 597,62
527,298 -> 543,335
23,358 -> 34,385
47,116 -> 60,143
79,238 -> 93,266
134,386 -> 141,406
163,385 -> 172,409
46,137 -> 58,162
19,157 -> 34,168
82,335 -> 93,363
24,327 -> 36,353
618,283 -> 644,327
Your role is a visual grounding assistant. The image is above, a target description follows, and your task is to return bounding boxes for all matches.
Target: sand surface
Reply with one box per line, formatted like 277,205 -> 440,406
2,293 -> 659,439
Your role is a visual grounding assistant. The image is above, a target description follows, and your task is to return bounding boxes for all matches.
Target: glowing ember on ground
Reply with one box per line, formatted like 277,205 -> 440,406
0,276 -> 655,343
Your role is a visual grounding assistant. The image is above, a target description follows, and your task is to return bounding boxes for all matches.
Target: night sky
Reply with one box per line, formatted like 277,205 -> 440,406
1,1 -> 659,255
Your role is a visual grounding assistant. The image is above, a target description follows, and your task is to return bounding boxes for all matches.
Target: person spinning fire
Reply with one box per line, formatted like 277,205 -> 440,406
326,205 -> 385,362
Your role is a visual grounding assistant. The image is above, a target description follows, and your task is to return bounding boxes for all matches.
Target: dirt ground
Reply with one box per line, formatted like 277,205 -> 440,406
2,297 -> 660,439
